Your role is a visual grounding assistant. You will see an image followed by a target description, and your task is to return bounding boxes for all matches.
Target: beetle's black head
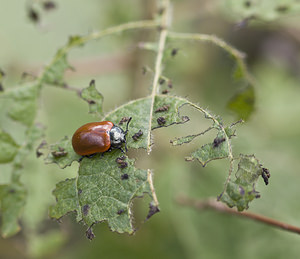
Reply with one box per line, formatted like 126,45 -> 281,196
110,126 -> 126,148
110,117 -> 132,151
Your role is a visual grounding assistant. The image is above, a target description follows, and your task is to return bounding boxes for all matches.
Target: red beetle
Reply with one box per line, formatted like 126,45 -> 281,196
72,118 -> 131,156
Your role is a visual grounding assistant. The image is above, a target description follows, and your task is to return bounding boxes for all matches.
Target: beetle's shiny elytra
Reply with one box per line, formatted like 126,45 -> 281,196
72,119 -> 131,156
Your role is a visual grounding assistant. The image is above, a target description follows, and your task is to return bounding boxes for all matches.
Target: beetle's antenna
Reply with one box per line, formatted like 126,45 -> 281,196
124,117 -> 132,152
124,117 -> 132,135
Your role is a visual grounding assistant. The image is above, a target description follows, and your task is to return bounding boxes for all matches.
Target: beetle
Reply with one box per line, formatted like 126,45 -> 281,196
72,117 -> 132,156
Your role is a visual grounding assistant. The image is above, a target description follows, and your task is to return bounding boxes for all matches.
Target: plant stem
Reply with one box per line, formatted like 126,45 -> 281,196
177,196 -> 300,235
147,0 -> 171,154
147,169 -> 159,206
41,20 -> 159,85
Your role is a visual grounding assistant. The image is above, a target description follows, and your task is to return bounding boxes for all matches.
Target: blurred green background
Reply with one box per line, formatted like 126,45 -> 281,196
1,0 -> 300,258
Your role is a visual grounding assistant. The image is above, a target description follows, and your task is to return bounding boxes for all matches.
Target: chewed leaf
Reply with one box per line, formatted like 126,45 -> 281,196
42,52 -> 71,86
105,95 -> 188,149
171,134 -> 200,146
0,181 -> 26,238
46,95 -> 194,235
0,128 -> 19,163
152,95 -> 188,129
185,131 -> 229,166
105,97 -> 151,150
50,151 -> 155,234
49,178 -> 81,221
80,80 -> 104,115
171,127 -> 213,146
227,85 -> 255,121
44,136 -> 81,168
5,83 -> 40,126
220,154 -> 263,211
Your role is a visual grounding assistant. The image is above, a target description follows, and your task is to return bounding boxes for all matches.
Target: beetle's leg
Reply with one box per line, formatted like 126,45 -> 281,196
79,154 -> 96,161
119,147 -> 125,153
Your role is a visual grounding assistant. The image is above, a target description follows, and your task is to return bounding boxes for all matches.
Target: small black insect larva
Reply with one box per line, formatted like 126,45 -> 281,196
86,227 -> 95,240
51,150 -> 68,158
43,1 -> 56,10
171,48 -> 179,57
28,8 -> 39,23
244,1 -> 251,7
157,117 -> 166,125
132,130 -> 143,141
117,209 -> 125,215
119,162 -> 128,169
116,156 -> 128,168
116,156 -> 126,163
121,173 -> 129,180
167,80 -> 173,88
82,204 -> 90,216
119,117 -> 131,125
159,78 -> 165,85
155,105 -> 170,113
261,168 -> 271,185
212,137 -> 226,148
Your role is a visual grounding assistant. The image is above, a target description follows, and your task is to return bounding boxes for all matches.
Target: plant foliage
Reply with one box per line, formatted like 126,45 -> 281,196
0,0 -> 274,239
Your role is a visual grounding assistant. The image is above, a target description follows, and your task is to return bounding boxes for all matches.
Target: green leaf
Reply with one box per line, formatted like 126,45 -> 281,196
170,127 -> 213,146
0,128 -> 19,163
185,131 -> 229,167
50,151 -> 154,234
152,96 -> 189,129
0,181 -> 27,238
227,85 -> 255,121
233,62 -> 245,80
105,95 -> 188,149
44,136 -> 81,169
80,80 -> 104,115
41,52 -> 71,86
5,83 -> 40,126
221,0 -> 300,21
220,154 -> 263,211
49,178 -> 81,221
46,95 -> 192,235
171,134 -> 201,146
